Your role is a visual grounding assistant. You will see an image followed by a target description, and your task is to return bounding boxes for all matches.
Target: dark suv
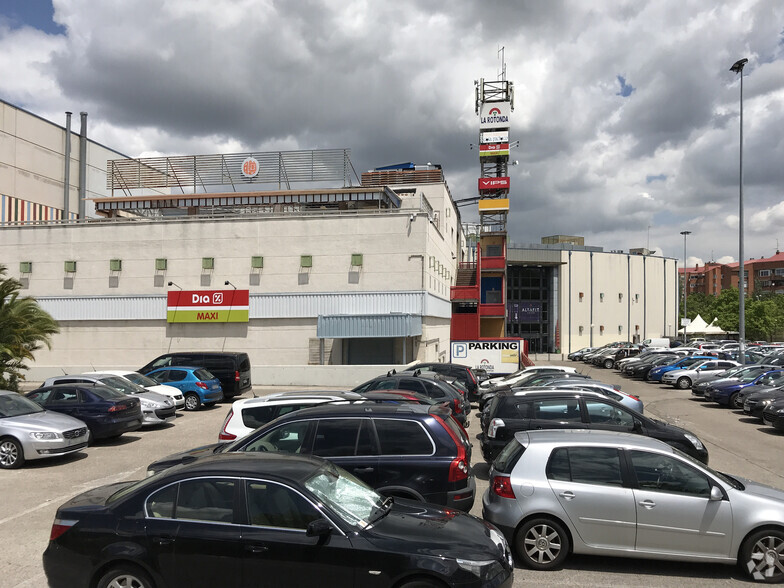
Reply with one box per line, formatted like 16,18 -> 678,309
352,371 -> 470,425
149,403 -> 476,511
480,389 -> 708,464
402,362 -> 480,402
139,351 -> 251,399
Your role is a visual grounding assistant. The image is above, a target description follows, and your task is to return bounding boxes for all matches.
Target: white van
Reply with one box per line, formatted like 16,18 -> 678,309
642,337 -> 671,348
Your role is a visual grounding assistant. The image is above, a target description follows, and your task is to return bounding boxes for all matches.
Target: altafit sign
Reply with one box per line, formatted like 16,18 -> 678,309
167,290 -> 250,323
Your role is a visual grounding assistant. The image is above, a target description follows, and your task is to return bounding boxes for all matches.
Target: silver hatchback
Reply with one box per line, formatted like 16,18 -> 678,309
482,429 -> 784,583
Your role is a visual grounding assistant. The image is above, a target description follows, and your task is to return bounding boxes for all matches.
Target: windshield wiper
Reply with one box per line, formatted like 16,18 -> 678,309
368,496 -> 394,524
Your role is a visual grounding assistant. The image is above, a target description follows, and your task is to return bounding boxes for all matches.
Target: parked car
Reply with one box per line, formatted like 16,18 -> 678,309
482,429 -> 784,582
87,369 -> 185,409
660,359 -> 740,389
0,390 -> 88,469
622,354 -> 680,379
742,388 -> 784,420
691,364 -> 777,398
704,369 -> 784,409
646,356 -> 714,382
139,351 -> 251,399
44,452 -> 514,588
533,380 -> 644,412
479,366 -> 578,392
144,366 -> 223,411
218,390 -> 363,441
149,403 -> 477,511
400,362 -> 480,402
26,384 -> 142,441
43,373 -> 175,427
762,397 -> 784,432
352,371 -> 469,426
567,347 -> 595,361
479,389 -> 707,463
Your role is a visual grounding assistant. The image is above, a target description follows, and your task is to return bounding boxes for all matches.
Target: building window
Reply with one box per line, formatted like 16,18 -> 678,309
775,268 -> 784,276
759,270 -> 771,277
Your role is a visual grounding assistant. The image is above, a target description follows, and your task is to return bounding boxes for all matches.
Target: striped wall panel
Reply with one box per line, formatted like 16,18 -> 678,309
0,194 -> 77,224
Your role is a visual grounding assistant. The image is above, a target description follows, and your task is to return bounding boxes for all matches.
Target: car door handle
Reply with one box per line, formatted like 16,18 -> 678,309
152,535 -> 174,545
638,500 -> 656,509
354,467 -> 374,473
245,545 -> 269,554
558,491 -> 575,500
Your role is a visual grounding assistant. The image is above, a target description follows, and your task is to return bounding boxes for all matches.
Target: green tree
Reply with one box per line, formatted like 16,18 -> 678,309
0,265 -> 59,391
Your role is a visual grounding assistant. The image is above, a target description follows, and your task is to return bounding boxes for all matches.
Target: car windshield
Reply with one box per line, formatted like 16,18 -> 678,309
90,386 -> 129,400
304,464 -> 386,529
99,376 -> 145,395
0,393 -> 45,417
123,372 -> 159,388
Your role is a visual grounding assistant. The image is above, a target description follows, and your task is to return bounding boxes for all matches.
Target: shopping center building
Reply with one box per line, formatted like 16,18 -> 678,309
0,99 -> 678,385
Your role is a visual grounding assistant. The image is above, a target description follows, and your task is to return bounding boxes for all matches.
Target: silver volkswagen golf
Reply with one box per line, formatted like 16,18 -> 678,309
482,429 -> 784,583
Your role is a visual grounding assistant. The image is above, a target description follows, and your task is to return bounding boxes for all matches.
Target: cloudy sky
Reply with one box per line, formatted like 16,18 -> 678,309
1,0 -> 783,266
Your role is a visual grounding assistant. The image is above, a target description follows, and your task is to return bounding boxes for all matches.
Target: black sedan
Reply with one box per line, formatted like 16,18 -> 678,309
26,384 -> 142,440
43,453 -> 514,588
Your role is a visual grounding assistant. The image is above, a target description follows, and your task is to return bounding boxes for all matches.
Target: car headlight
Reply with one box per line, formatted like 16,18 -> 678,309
456,558 -> 504,580
140,400 -> 156,409
29,431 -> 61,440
684,433 -> 704,451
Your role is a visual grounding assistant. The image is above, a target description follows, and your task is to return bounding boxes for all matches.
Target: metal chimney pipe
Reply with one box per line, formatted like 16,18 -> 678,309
63,112 -> 72,220
78,112 -> 87,219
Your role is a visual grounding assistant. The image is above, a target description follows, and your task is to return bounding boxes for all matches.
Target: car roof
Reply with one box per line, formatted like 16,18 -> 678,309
503,388 -> 605,399
233,392 -> 358,408
515,429 -> 673,453
263,402 -> 439,419
166,451 -> 327,481
147,366 -> 207,372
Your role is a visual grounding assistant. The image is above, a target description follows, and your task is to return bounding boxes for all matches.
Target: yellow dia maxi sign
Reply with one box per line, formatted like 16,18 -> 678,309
167,290 -> 250,323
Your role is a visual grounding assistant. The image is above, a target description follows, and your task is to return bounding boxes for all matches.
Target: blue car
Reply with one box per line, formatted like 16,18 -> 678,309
705,369 -> 784,409
145,366 -> 223,411
647,356 -> 714,382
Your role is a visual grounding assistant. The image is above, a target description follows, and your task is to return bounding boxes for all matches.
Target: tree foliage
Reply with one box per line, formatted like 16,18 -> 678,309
0,265 -> 59,391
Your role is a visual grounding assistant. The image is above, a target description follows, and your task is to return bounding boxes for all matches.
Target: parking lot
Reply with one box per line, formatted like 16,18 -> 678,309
5,362 -> 784,587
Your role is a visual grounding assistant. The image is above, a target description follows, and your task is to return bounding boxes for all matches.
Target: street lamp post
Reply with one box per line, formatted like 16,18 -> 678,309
681,230 -> 691,343
731,57 -> 748,364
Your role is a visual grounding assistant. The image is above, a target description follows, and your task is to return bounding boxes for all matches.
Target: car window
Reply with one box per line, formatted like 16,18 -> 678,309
374,418 -> 434,455
99,376 -> 142,394
246,480 -> 321,529
243,421 -> 311,454
531,398 -> 581,422
238,356 -> 251,371
496,399 -> 531,419
150,356 -> 173,369
147,483 -> 177,518
242,406 -> 279,429
50,388 -> 81,403
166,370 -> 187,382
90,386 -> 129,400
584,399 -> 635,427
547,447 -> 623,487
629,450 -> 711,496
420,380 -> 446,399
312,419 -> 362,457
194,369 -> 215,380
396,379 -> 426,394
27,390 -> 52,404
175,478 -> 236,523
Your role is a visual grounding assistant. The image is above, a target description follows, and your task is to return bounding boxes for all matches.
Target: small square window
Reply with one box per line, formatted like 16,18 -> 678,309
155,258 -> 167,271
19,262 -> 32,274
109,259 -> 122,271
301,255 -> 312,268
64,260 -> 77,273
251,256 -> 264,269
202,257 -> 214,270
351,254 -> 363,267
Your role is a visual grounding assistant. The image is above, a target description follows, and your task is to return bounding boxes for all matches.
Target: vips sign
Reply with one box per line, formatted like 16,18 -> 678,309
478,177 -> 510,192
167,290 -> 250,323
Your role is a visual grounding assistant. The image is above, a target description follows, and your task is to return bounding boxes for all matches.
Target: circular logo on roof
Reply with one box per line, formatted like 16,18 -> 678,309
241,157 -> 259,178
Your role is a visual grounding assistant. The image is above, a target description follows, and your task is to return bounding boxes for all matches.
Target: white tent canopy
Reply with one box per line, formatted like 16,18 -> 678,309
704,317 -> 727,335
678,314 -> 709,334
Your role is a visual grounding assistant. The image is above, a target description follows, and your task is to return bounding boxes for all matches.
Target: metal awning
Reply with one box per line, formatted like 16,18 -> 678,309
317,314 -> 422,338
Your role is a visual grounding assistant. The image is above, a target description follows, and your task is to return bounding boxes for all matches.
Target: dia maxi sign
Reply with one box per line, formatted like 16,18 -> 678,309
167,290 -> 250,323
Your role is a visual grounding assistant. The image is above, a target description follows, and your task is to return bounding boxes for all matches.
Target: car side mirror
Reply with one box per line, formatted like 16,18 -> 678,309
631,419 -> 643,433
709,486 -> 723,501
306,518 -> 333,537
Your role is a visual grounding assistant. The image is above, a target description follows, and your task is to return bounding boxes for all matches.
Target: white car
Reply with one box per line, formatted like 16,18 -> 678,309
480,366 -> 578,390
661,360 -> 740,389
218,390 -> 361,441
85,370 -> 185,409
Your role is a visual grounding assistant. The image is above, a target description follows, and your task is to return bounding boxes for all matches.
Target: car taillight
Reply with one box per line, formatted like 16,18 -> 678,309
234,370 -> 240,382
491,475 -> 516,499
107,404 -> 128,413
433,415 -> 469,483
219,409 -> 237,441
469,370 -> 477,385
196,381 -> 208,389
487,418 -> 505,439
453,398 -> 462,414
49,518 -> 77,541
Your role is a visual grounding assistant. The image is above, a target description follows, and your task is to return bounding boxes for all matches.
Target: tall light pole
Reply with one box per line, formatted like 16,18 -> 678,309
731,57 -> 748,364
681,230 -> 691,343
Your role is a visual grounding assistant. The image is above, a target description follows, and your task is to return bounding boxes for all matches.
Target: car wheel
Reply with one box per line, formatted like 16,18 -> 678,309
604,359 -> 614,369
730,392 -> 743,409
676,376 -> 692,390
0,437 -> 24,469
184,393 -> 201,411
398,579 -> 445,588
97,564 -> 154,588
515,517 -> 570,570
740,528 -> 784,583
